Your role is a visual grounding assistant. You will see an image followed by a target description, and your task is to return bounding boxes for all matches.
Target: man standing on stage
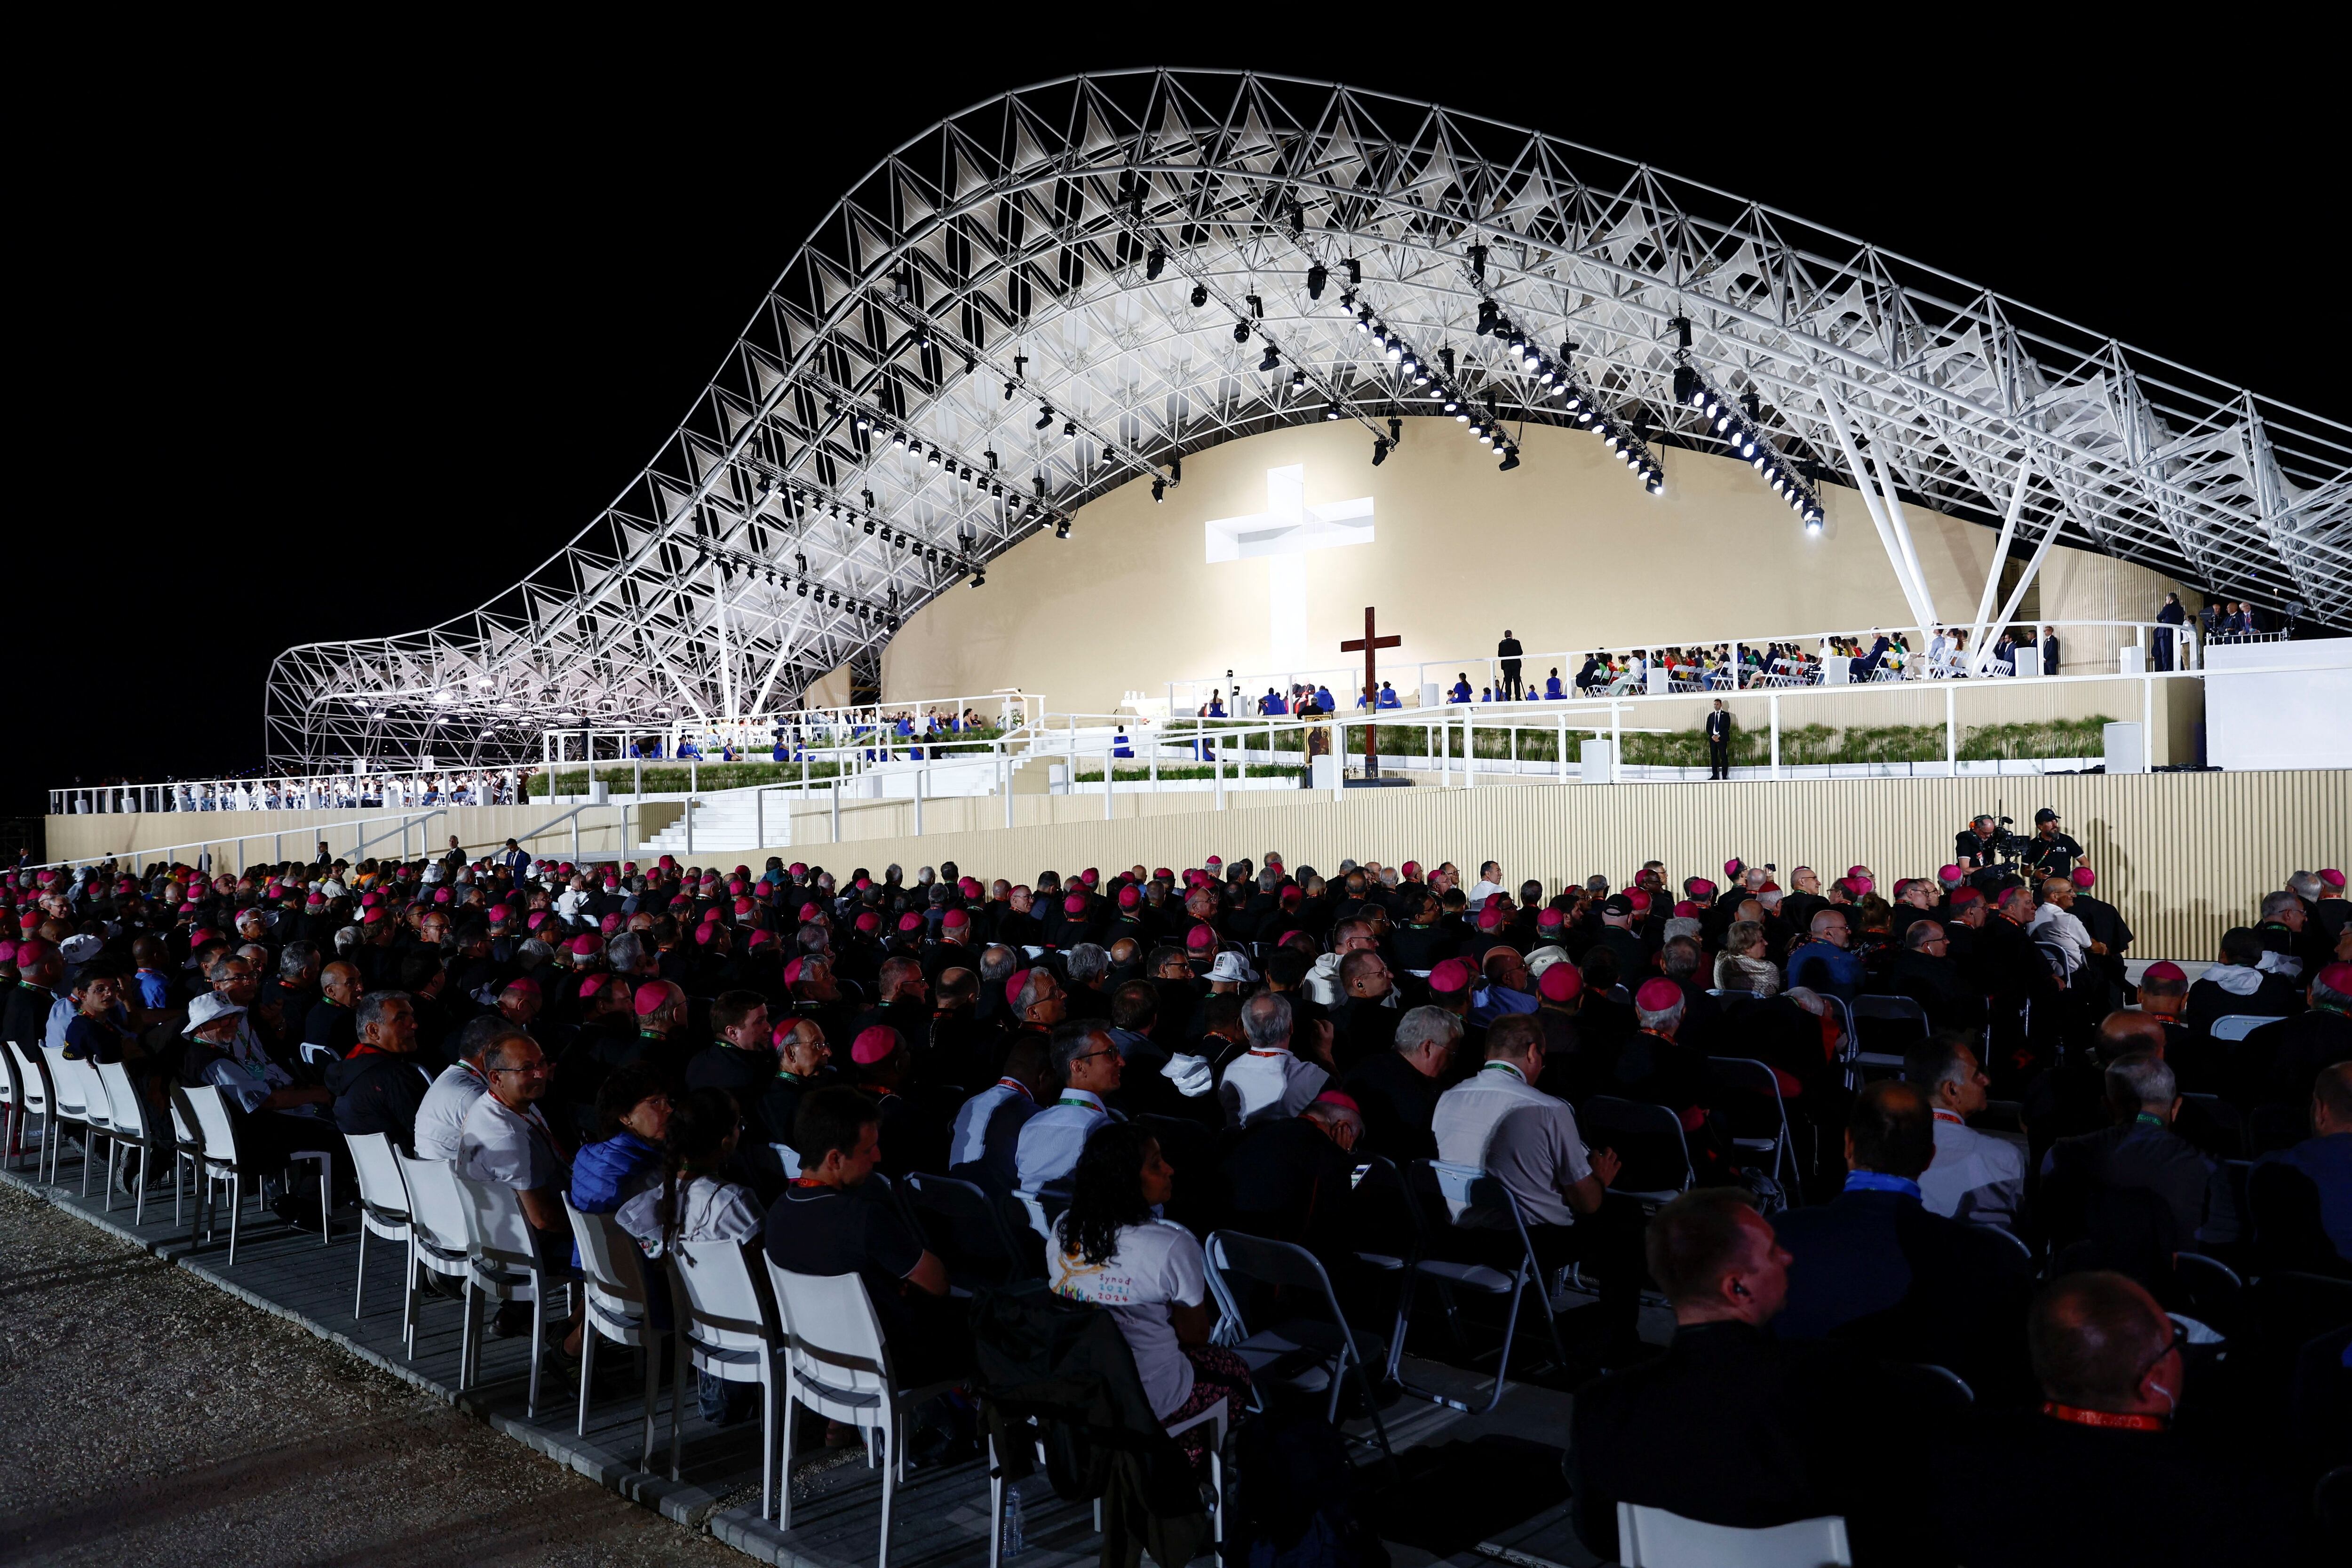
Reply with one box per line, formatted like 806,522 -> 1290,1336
1705,700 -> 1733,781
1497,629 -> 1525,701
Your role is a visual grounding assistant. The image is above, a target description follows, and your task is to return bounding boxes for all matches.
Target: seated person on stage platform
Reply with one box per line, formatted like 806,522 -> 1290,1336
1449,674 -> 1472,703
1314,684 -> 1335,712
765,1087 -> 965,1385
1047,1121 -> 1249,1465
1543,668 -> 1565,699
1376,681 -> 1401,709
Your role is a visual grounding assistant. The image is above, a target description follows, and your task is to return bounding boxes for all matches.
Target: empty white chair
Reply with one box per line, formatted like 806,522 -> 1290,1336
95,1060 -> 165,1224
1617,1503 -> 1851,1567
565,1195 -> 667,1466
667,1239 -> 784,1514
40,1046 -> 103,1195
346,1132 -> 413,1322
396,1152 -> 476,1362
766,1261 -> 965,1560
5,1041 -> 53,1178
184,1083 -> 333,1263
449,1170 -> 555,1418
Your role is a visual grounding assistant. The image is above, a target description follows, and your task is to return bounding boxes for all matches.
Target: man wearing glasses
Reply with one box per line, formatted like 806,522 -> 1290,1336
1015,1020 -> 1125,1195
458,1027 -> 575,1336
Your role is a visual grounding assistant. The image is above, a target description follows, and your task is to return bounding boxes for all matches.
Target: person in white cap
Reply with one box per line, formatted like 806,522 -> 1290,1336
183,992 -> 339,1226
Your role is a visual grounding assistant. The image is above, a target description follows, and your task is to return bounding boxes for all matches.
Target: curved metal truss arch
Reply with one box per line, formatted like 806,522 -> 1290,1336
265,69 -> 2352,768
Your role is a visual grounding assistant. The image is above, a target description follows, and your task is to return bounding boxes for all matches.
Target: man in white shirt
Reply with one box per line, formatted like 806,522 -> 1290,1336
950,1036 -> 1052,1191
1304,917 -> 1381,1008
456,1030 -> 576,1339
1219,992 -> 1330,1128
1016,1021 -> 1124,1194
414,1015 -> 514,1160
1465,861 -> 1507,914
2027,877 -> 2094,977
1907,1035 -> 2026,1232
1432,1014 -> 1640,1351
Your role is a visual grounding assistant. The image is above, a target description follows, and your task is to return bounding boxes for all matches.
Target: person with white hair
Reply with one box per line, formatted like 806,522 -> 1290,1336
2042,1051 -> 2238,1247
1217,992 -> 1329,1128
1907,1031 -> 2025,1231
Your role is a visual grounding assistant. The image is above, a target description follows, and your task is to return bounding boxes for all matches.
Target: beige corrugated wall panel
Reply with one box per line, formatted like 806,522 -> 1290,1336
51,773 -> 2350,962
773,772 -> 2352,963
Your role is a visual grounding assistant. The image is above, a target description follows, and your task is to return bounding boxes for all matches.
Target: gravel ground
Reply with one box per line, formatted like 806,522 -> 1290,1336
0,1183 -> 749,1568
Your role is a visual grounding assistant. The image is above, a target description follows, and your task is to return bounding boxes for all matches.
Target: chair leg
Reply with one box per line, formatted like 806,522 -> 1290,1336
1481,1278 -> 1523,1414
132,1146 -> 147,1226
103,1138 -> 117,1213
639,1334 -> 660,1469
354,1225 -> 370,1321
765,1369 -> 782,1525
460,1281 -> 479,1390
318,1160 -> 331,1246
668,1334 -> 686,1482
402,1244 -> 420,1360
578,1322 -> 598,1437
525,1278 -> 544,1421
1385,1276 -> 1414,1382
227,1173 -> 241,1266
878,1417 -> 896,1568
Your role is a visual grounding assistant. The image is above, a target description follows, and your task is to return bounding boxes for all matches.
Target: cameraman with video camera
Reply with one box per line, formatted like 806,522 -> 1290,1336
1955,814 -> 2006,871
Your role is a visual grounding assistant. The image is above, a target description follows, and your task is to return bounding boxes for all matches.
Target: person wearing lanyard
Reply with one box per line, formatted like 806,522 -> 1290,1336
948,1036 -> 1052,1192
457,1031 -> 577,1342
1016,1021 -> 1125,1195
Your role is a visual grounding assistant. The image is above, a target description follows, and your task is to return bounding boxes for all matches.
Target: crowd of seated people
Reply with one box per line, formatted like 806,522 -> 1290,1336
7,838 -> 2344,1562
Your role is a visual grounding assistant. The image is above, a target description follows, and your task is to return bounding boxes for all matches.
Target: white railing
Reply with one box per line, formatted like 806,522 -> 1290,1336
536,692 -> 1043,772
1163,618 -> 2204,715
30,802 -> 614,875
52,765 -> 524,819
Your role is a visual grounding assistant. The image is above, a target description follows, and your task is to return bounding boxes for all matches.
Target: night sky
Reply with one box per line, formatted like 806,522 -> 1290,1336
18,36 -> 2336,824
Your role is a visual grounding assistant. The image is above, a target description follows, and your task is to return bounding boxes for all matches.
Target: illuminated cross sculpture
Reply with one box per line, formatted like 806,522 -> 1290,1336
1341,605 -> 1400,778
1204,463 -> 1375,674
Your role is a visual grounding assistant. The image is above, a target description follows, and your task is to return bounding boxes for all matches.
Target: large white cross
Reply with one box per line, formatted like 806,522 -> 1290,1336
1204,464 -> 1375,671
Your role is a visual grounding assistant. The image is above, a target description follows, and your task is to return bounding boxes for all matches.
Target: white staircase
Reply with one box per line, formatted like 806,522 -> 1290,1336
639,790 -> 780,855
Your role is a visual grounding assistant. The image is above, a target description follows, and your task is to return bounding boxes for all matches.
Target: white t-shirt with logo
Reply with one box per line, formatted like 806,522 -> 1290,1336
1048,1216 -> 1206,1419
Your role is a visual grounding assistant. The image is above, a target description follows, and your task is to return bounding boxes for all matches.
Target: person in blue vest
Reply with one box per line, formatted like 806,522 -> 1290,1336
1112,727 -> 1134,759
677,736 -> 701,760
772,726 -> 790,761
1544,668 -> 1565,699
1314,684 -> 1335,712
1376,682 -> 1402,709
1263,689 -> 1288,716
1450,674 -> 1472,703
1480,686 -> 1494,703
1206,694 -> 1226,717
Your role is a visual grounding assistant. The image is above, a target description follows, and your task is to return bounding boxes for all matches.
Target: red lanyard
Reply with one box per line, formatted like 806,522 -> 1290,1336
2042,1401 -> 2166,1432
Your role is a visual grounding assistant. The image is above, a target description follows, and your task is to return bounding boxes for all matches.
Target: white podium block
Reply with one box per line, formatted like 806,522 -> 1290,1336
1822,657 -> 1851,685
1646,667 -> 1670,695
2103,722 -> 2145,775
1310,754 -> 1341,790
587,781 -> 610,804
1580,739 -> 1614,783
2120,645 -> 2145,675
1420,682 -> 1442,709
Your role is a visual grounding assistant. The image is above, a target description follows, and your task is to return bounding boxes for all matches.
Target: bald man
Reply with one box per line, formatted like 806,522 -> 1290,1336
1931,1271 -> 2298,1567
304,960 -> 362,1059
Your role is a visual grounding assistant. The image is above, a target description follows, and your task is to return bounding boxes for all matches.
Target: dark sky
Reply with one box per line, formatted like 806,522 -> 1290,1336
20,35 -> 2337,817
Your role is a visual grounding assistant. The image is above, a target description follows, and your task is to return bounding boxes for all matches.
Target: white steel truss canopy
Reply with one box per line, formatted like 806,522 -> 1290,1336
264,70 -> 2352,769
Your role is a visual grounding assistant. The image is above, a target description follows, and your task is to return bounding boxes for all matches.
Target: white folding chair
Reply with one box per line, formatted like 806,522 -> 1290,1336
0,1041 -> 19,1172
166,1086 -> 204,1228
1617,1502 -> 1851,1567
395,1152 -> 475,1361
449,1170 -> 556,1418
95,1060 -> 165,1223
1705,1057 -> 1800,1210
346,1131 -> 413,1321
1205,1229 -> 1393,1462
41,1046 -> 103,1195
766,1262 -> 966,1559
1388,1161 -> 1571,1415
5,1040 -> 54,1178
668,1238 -> 785,1514
564,1195 -> 667,1467
185,1082 -> 333,1262
2209,1014 -> 2274,1043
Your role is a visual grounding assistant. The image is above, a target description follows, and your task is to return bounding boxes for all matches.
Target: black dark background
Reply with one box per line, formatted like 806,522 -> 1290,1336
17,34 -> 2338,825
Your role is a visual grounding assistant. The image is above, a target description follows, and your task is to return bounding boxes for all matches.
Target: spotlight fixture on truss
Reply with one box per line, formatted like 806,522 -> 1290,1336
1672,344 -> 1824,526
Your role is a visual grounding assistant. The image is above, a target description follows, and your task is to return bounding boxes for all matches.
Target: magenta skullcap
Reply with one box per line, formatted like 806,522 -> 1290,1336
1634,978 -> 1684,1012
1427,958 -> 1476,995
1539,963 -> 1582,1003
852,1025 -> 899,1066
568,933 -> 599,956
634,981 -> 677,1016
898,912 -> 925,932
2071,867 -> 2097,889
1185,924 -> 1217,951
1064,893 -> 1088,915
854,911 -> 879,932
1004,969 -> 1032,1007
942,908 -> 969,929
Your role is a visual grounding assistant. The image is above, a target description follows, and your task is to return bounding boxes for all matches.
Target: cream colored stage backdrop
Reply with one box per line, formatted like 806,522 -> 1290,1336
877,417 -> 2185,714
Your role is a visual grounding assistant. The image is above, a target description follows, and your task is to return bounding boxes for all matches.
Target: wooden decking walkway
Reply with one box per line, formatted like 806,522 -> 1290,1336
2,1132 -> 1598,1568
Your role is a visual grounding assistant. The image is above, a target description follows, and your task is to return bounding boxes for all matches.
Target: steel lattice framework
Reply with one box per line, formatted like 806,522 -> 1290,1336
264,69 -> 2352,769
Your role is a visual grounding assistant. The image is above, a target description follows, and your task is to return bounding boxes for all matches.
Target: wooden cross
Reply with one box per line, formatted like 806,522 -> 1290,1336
1341,605 -> 1401,777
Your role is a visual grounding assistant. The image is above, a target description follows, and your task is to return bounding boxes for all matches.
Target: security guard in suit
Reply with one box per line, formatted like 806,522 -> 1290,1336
1704,700 -> 1733,780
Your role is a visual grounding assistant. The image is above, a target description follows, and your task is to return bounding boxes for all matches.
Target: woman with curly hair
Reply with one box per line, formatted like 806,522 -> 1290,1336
1047,1123 -> 1248,1461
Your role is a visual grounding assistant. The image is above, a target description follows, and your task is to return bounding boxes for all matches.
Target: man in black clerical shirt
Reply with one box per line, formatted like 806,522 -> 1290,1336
1704,699 -> 1733,780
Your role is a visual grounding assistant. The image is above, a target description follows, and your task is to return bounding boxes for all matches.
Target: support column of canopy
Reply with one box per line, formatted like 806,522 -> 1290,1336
1822,389 -> 1938,645
1965,447 -> 2039,661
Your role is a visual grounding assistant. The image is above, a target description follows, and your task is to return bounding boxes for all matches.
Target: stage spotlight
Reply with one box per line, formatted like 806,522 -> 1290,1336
1103,445 -> 1116,463
1289,369 -> 1307,394
1260,343 -> 1280,372
756,472 -> 775,498
855,409 -> 873,431
1306,262 -> 1327,299
1146,248 -> 1166,280
1190,282 -> 1208,308
1168,456 -> 1181,483
796,581 -> 808,597
1647,474 -> 1666,496
1037,404 -> 1056,430
828,591 -> 840,608
1063,420 -> 1078,439
1674,366 -> 1699,405
971,571 -> 985,587
1476,300 -> 1498,335
1234,321 -> 1251,344
825,396 -> 841,419
1497,447 -> 1520,472
928,446 -> 943,467
1055,518 -> 1071,539
1325,402 -> 1342,421
863,519 -> 875,535
1372,437 -> 1390,466
1804,514 -> 1822,535
1152,478 -> 1166,502
1442,391 -> 1461,414
1467,416 -> 1485,439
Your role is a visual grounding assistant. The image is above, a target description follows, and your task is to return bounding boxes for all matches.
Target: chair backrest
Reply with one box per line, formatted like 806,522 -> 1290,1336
1704,1057 -> 1791,1141
94,1060 -> 151,1142
766,1258 -> 894,1410
1578,1095 -> 1696,1195
5,1041 -> 48,1114
40,1046 -> 89,1119
1617,1502 -> 1852,1568
564,1194 -> 652,1325
449,1170 -> 539,1269
184,1082 -> 243,1163
904,1170 -> 1036,1284
0,1040 -> 17,1109
167,1085 -> 201,1149
671,1236 -> 779,1355
395,1151 -> 474,1258
2209,1013 -> 2272,1043
346,1130 -> 412,1220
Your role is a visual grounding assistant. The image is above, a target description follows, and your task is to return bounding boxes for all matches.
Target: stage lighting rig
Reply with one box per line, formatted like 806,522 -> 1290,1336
1674,356 -> 1825,526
